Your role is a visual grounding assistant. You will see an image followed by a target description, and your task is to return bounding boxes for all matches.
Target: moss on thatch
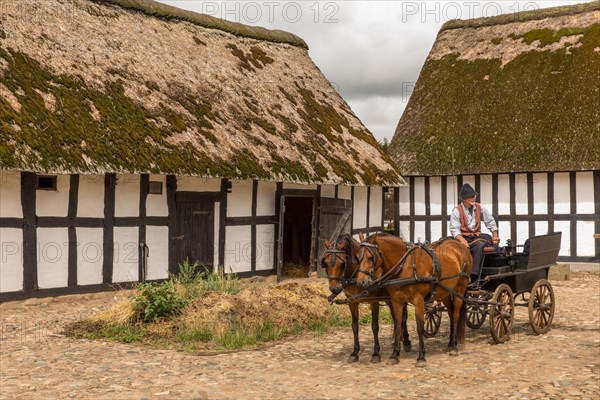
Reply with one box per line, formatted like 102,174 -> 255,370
91,0 -> 308,49
390,10 -> 600,176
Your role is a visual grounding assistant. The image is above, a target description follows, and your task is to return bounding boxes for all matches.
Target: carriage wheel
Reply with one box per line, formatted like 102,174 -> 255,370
466,293 -> 487,329
423,301 -> 442,338
528,279 -> 555,335
489,284 -> 514,344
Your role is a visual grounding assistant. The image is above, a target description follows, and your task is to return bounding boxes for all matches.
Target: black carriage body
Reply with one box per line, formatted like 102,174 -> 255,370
479,232 -> 562,294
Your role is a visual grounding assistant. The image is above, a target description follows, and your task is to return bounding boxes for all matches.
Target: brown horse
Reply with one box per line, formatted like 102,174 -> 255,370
355,234 -> 472,367
322,234 -> 411,363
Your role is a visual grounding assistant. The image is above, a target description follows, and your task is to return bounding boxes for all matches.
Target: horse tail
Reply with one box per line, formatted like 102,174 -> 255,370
456,297 -> 467,344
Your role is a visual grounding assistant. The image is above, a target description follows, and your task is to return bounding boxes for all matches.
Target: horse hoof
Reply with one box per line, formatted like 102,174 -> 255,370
416,359 -> 427,368
370,355 -> 381,363
387,357 -> 399,365
448,349 -> 459,357
403,343 -> 412,352
347,355 -> 359,363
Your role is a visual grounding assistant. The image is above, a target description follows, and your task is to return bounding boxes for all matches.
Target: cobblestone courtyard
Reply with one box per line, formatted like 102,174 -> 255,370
1,272 -> 599,400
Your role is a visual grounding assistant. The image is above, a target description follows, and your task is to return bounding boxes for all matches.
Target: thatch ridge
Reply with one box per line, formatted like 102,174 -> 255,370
92,0 -> 308,49
442,1 -> 599,31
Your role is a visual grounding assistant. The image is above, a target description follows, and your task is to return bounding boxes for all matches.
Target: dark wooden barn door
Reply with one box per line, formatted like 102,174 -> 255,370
317,198 -> 352,276
173,195 -> 215,270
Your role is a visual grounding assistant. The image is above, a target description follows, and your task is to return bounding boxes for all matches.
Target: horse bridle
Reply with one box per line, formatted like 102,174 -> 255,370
356,242 -> 383,280
322,249 -> 348,283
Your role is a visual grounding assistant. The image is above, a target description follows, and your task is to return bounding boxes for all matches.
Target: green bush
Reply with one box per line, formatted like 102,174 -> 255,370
133,281 -> 187,322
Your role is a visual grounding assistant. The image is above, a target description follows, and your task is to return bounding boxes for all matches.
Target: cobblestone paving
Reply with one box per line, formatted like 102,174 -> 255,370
1,273 -> 599,400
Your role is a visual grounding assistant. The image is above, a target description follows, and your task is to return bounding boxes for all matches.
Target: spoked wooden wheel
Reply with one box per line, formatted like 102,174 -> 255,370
528,279 -> 555,335
466,293 -> 487,329
423,301 -> 443,338
489,284 -> 514,344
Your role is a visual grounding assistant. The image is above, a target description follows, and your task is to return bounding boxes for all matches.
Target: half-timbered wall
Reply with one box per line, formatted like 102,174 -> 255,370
0,168 -> 389,299
395,171 -> 600,262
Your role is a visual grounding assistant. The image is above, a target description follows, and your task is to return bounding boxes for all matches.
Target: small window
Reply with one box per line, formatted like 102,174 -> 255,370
148,181 -> 163,195
37,176 -> 57,191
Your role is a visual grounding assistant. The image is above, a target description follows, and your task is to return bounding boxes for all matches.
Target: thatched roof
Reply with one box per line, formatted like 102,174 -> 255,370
0,0 -> 404,186
390,1 -> 600,176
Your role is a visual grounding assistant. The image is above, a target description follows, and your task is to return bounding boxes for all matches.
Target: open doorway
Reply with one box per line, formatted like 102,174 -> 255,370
281,196 -> 314,278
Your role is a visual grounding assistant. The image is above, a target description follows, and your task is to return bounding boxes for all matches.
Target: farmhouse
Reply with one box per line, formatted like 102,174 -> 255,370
0,0 -> 404,300
389,2 -> 599,262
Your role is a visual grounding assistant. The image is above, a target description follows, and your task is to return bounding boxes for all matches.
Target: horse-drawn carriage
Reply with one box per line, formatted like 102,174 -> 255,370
323,231 -> 562,366
424,232 -> 561,343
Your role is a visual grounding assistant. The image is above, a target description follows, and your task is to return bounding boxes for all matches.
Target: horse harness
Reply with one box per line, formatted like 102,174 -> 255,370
341,240 -> 470,304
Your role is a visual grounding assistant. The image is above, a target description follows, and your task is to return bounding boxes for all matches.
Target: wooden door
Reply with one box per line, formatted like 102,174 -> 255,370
173,196 -> 215,270
317,198 -> 352,277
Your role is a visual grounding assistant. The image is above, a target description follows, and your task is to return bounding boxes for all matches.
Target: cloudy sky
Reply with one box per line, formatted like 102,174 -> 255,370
161,0 -> 580,143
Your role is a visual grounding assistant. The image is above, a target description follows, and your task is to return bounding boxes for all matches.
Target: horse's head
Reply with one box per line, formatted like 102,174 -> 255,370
355,235 -> 384,288
321,237 -> 351,295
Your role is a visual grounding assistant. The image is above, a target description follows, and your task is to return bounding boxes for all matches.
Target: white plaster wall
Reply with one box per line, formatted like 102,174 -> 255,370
256,225 -> 275,271
499,221 -> 511,244
146,174 -> 168,217
320,185 -> 336,198
446,177 -> 458,214
399,221 -> 410,241
516,221 -> 529,247
399,187 -> 410,216
575,172 -> 594,214
479,175 -> 493,206
228,180 -> 252,217
37,228 -> 69,289
576,221 -> 595,257
554,221 -> 570,256
36,175 -> 69,217
498,174 -> 510,215
515,174 -> 528,215
369,187 -> 382,227
213,202 -> 220,270
352,186 -> 368,229
429,177 -> 442,215
414,221 -> 426,243
283,183 -> 317,190
115,174 -> 140,217
0,228 -> 23,292
337,185 -> 351,200
77,175 -> 104,218
256,181 -> 276,216
414,177 -> 425,215
431,221 -> 442,242
177,177 -> 221,192
533,173 -> 548,215
535,221 -> 549,236
554,173 -> 570,214
145,226 -> 169,280
112,227 -> 139,282
76,228 -> 103,286
0,170 -> 22,217
224,225 -> 251,273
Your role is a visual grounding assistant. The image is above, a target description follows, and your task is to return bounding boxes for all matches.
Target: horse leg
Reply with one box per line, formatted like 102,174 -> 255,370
348,303 -> 360,363
401,303 -> 412,352
442,297 -> 457,353
387,300 -> 404,365
370,302 -> 381,363
413,296 -> 427,368
385,300 -> 401,358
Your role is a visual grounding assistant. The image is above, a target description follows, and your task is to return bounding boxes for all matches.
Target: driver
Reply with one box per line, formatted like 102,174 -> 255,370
449,183 -> 499,282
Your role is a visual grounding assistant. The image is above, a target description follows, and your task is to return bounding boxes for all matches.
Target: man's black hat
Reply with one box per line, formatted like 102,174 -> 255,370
459,183 -> 478,199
